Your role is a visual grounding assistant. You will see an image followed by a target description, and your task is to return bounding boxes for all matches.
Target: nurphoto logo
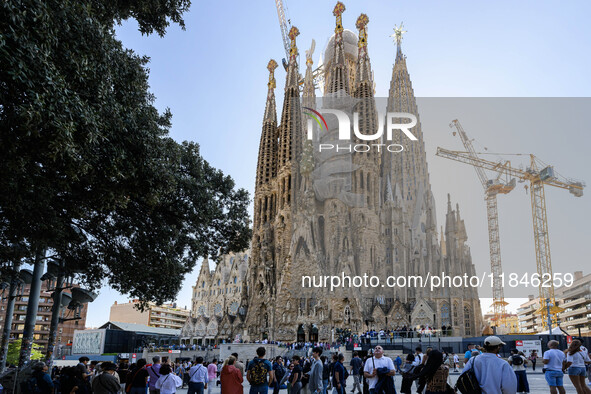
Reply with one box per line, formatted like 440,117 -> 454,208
303,108 -> 418,153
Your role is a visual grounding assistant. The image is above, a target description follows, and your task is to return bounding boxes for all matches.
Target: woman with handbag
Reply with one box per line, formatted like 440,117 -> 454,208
529,351 -> 537,371
407,350 -> 450,394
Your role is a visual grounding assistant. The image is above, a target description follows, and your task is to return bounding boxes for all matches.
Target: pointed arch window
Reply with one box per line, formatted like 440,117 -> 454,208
441,303 -> 451,326
464,306 -> 472,336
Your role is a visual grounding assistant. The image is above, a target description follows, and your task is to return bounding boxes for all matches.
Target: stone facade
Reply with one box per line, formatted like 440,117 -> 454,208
180,252 -> 248,345
184,3 -> 483,344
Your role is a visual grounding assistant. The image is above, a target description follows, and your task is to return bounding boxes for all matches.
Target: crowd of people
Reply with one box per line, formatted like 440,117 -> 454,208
25,355 -> 232,394
356,326 -> 453,342
24,336 -> 591,394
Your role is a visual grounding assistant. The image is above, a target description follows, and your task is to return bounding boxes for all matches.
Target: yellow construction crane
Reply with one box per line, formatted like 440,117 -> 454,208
448,120 -> 514,328
436,140 -> 585,329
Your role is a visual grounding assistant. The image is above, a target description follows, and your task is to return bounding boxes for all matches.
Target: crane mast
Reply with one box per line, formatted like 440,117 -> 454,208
274,0 -> 324,86
275,0 -> 291,61
449,120 -> 512,328
436,146 -> 585,329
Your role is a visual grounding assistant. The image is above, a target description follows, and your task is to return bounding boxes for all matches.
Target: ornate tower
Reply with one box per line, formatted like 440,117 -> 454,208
244,27 -> 304,341
245,60 -> 280,337
384,24 -> 430,208
326,2 -> 350,96
253,60 -> 279,233
352,13 -> 380,208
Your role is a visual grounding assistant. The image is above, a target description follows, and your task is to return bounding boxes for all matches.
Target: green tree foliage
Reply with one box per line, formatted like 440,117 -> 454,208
0,0 -> 251,304
7,339 -> 43,366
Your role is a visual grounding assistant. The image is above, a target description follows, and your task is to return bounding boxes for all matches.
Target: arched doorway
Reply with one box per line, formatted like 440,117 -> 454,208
297,324 -> 306,343
309,324 -> 319,342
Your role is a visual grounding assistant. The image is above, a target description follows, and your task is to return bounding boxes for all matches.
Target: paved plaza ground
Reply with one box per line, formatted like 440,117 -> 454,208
173,367 -> 589,394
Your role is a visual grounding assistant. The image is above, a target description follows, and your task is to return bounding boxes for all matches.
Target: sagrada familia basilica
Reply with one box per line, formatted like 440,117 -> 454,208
181,3 -> 483,345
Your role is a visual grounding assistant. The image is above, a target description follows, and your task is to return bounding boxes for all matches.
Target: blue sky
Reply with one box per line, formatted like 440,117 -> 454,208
82,0 -> 591,327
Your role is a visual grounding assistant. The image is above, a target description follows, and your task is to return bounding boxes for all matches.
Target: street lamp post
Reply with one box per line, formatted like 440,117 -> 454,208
545,298 -> 553,333
17,253 -> 45,368
43,260 -> 93,366
44,271 -> 64,365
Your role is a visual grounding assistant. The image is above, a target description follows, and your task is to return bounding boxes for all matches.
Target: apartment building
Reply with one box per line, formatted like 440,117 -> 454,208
0,282 -> 88,351
517,271 -> 591,336
109,300 -> 190,330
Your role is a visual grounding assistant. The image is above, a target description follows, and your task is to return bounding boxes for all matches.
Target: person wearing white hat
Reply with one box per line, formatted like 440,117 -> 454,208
461,336 -> 517,394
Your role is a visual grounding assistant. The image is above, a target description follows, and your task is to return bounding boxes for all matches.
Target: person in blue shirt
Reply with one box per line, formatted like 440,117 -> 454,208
462,336 -> 517,394
350,352 -> 363,394
32,362 -> 54,394
463,343 -> 478,365
332,354 -> 346,394
247,347 -> 275,394
188,357 -> 209,394
271,356 -> 286,394
394,355 -> 402,373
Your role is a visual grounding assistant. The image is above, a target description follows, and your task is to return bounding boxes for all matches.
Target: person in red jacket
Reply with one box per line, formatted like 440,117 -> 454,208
221,356 -> 244,394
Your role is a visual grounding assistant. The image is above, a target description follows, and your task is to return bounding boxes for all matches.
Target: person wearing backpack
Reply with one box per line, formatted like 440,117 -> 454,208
350,352 -> 363,394
92,362 -> 122,394
406,350 -> 450,394
459,336 -> 516,394
508,349 -> 530,393
246,347 -> 274,394
28,361 -> 54,394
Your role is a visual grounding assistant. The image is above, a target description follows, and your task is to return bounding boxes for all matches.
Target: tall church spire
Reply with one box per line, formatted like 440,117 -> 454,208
278,27 -> 303,169
353,13 -> 379,183
326,2 -> 350,96
256,60 -> 279,188
354,14 -> 372,87
264,60 -> 278,123
302,40 -> 316,108
277,26 -> 303,214
384,23 -> 430,208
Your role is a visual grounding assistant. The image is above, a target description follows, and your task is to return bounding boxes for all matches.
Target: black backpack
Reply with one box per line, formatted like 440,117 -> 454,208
24,376 -> 41,394
248,359 -> 268,386
511,355 -> 524,366
455,356 -> 481,394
